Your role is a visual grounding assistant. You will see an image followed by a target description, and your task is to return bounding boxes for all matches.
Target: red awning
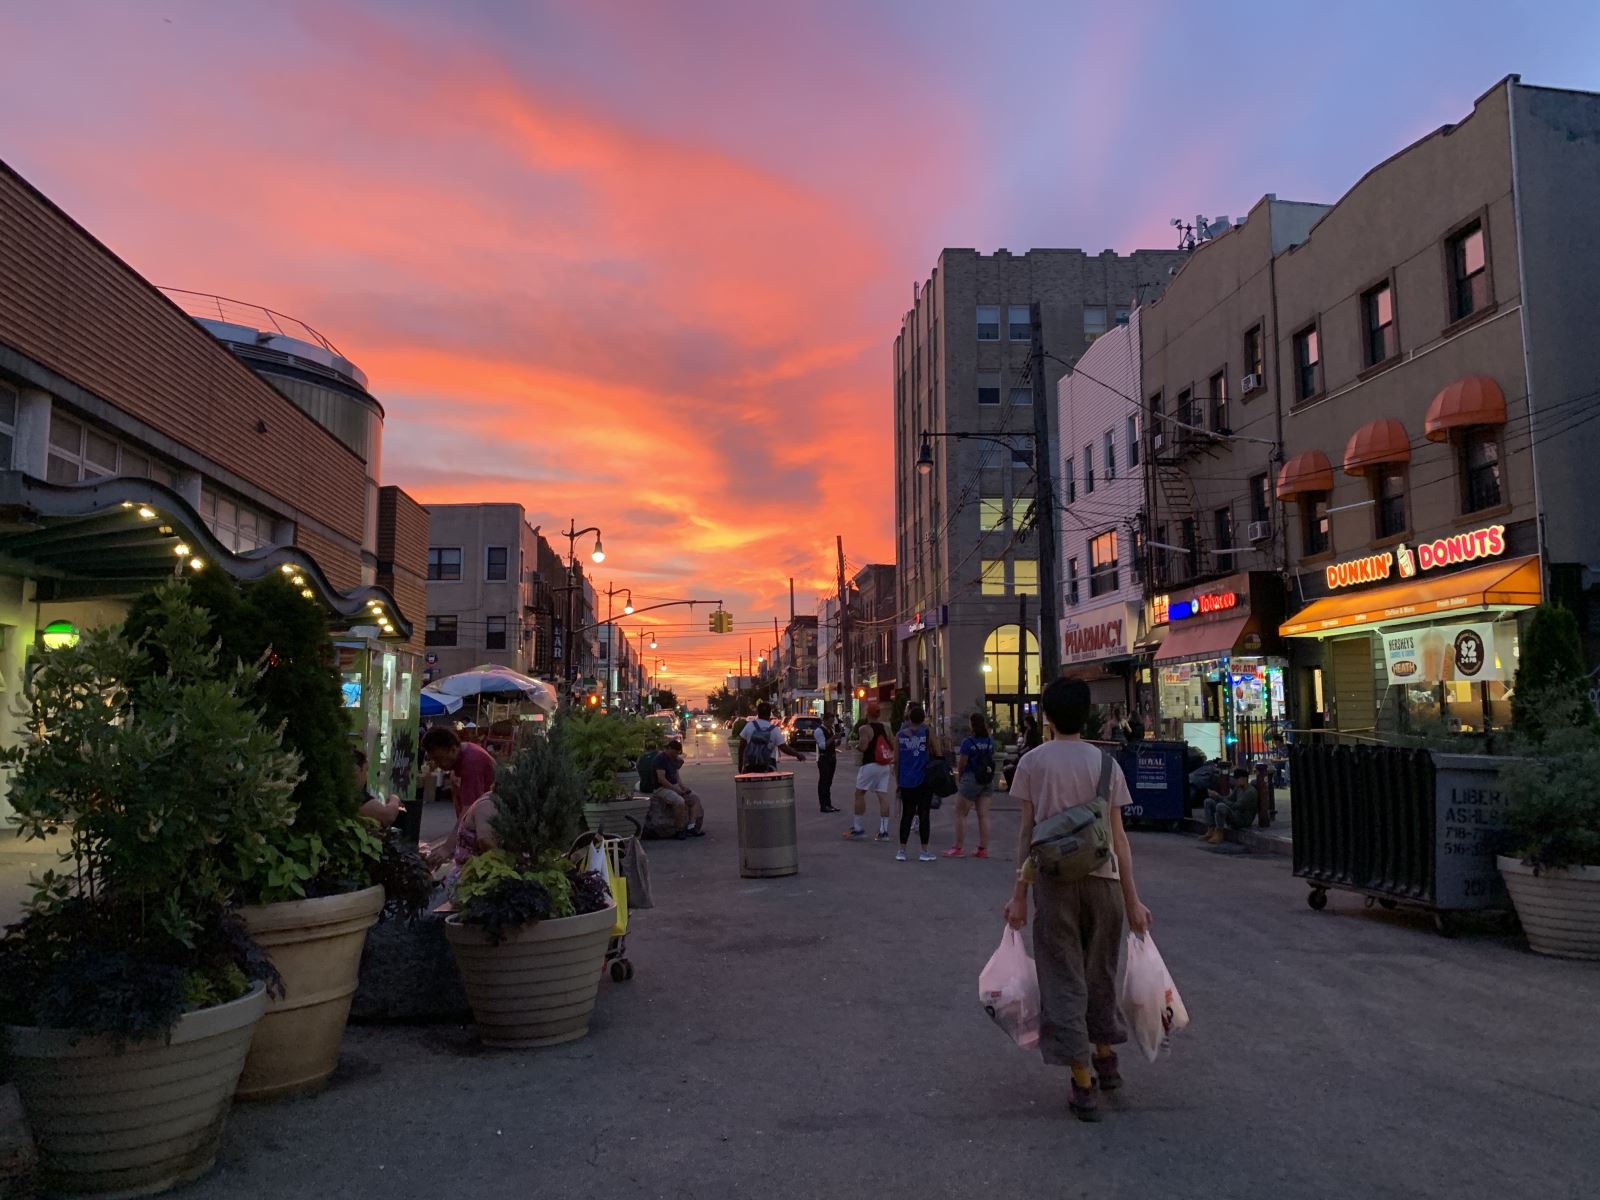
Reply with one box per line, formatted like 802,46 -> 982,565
1153,613 -> 1253,664
1276,450 -> 1334,500
1425,376 -> 1507,441
1343,418 -> 1413,474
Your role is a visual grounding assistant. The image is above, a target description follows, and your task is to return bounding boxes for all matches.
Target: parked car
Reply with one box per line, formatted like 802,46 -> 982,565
784,714 -> 824,750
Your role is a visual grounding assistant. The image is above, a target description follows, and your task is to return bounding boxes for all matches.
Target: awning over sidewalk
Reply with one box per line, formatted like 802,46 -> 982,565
1153,613 -> 1252,665
1280,555 -> 1541,637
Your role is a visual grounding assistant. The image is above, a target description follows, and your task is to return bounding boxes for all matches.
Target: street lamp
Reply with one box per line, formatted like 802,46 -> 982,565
981,660 -> 992,673
561,519 -> 606,694
916,437 -> 934,476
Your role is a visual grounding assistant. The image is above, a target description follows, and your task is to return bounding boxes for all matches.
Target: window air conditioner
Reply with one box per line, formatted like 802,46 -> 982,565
1247,520 -> 1273,542
1242,373 -> 1262,393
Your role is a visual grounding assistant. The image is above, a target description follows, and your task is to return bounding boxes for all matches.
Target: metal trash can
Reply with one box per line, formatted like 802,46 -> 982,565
735,772 -> 798,878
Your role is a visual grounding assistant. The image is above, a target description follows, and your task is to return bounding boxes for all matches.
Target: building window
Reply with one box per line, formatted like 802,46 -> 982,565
1363,281 -> 1397,365
1114,306 -> 1130,326
1148,393 -> 1164,450
485,616 -> 507,650
1249,473 -> 1271,525
1009,387 -> 1033,407
46,413 -> 124,483
1153,523 -> 1171,586
1180,517 -> 1198,578
1293,326 -> 1320,401
1176,388 -> 1194,431
1083,306 -> 1107,342
1244,325 -> 1264,383
1015,499 -> 1035,530
485,546 -> 509,581
1448,222 -> 1488,322
1013,559 -> 1038,596
1209,371 -> 1229,433
1127,414 -> 1140,468
1066,556 -> 1080,605
977,371 -> 1001,405
1302,495 -> 1330,556
977,305 -> 1000,340
980,560 -> 1006,596
1375,466 -> 1407,537
1083,446 -> 1094,494
1089,531 -> 1119,597
1103,431 -> 1116,481
979,496 -> 1006,531
427,547 -> 463,581
199,488 -> 272,554
1007,305 -> 1030,340
1214,507 -> 1235,573
1461,429 -> 1502,512
1062,456 -> 1076,503
425,615 -> 459,646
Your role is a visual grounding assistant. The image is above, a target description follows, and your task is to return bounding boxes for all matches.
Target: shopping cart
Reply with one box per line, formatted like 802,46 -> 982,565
569,822 -> 637,982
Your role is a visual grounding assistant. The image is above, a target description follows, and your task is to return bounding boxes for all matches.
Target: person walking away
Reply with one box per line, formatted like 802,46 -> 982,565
1003,679 -> 1153,1122
739,700 -> 806,774
422,727 -> 497,821
816,715 -> 841,813
1203,767 -> 1258,843
895,702 -> 938,862
844,702 -> 895,841
945,713 -> 996,857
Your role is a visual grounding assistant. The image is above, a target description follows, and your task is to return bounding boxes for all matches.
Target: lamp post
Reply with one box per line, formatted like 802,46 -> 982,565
560,519 -> 605,697
602,584 -> 632,706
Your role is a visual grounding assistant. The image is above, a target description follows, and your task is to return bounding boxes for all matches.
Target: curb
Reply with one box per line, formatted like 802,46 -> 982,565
1180,817 -> 1293,858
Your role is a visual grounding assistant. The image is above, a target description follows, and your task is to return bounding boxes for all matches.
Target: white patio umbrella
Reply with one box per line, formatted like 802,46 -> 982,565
428,665 -> 558,712
419,686 -> 464,717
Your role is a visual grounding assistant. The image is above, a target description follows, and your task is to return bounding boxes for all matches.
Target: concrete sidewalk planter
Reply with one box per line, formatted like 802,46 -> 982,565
582,794 -> 651,837
7,984 -> 267,1199
444,905 -> 615,1046
1497,858 -> 1600,960
235,884 -> 386,1099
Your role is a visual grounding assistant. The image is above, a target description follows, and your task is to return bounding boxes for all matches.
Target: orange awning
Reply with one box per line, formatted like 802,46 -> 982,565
1424,376 -> 1507,442
1154,613 -> 1253,664
1280,555 -> 1541,636
1343,418 -> 1412,475
1276,450 -> 1334,500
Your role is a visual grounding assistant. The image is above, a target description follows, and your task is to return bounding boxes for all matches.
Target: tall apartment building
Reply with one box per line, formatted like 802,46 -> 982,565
423,503 -> 546,680
894,247 -> 1185,731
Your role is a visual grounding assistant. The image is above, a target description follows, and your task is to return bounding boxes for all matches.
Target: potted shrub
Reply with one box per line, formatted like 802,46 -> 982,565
0,582 -> 299,1197
444,727 -> 615,1047
565,707 -> 652,835
1496,605 -> 1600,959
124,571 -> 408,1100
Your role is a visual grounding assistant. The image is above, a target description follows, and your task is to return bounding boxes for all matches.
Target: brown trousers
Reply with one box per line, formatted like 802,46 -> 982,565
1033,873 -> 1128,1066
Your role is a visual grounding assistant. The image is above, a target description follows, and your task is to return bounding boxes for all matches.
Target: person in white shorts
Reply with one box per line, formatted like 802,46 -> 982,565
844,702 -> 894,841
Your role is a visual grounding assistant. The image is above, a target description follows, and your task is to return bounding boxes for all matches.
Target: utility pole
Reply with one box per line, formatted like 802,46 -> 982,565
837,535 -> 851,719
1029,302 -> 1061,682
773,614 -> 783,712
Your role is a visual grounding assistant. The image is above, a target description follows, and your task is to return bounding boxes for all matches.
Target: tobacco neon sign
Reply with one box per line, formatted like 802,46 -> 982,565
1168,592 -> 1239,620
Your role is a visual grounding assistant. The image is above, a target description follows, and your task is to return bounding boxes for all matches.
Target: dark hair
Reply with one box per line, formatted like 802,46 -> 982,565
969,712 -> 989,737
352,748 -> 368,769
906,701 -> 925,724
1039,679 -> 1091,735
666,739 -> 683,754
756,701 -> 772,719
421,727 -> 461,753
1232,767 -> 1250,780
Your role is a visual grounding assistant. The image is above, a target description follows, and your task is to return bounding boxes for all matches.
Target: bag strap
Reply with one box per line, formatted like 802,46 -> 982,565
1092,751 -> 1115,815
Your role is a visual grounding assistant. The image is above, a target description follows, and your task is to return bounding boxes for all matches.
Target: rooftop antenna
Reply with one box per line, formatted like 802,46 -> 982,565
1171,217 -> 1197,252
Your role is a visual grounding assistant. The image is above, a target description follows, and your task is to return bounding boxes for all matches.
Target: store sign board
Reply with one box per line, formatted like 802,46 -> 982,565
898,605 -> 949,641
1168,591 -> 1239,621
1381,621 -> 1510,684
1325,524 -> 1506,590
1060,602 -> 1138,665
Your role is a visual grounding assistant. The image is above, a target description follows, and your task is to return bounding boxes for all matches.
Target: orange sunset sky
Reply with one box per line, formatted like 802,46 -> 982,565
4,1 -> 1593,699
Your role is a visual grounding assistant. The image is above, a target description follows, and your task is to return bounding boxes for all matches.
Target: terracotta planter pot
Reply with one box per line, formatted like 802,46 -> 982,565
582,794 -> 651,837
1498,856 -> 1600,960
236,884 -> 384,1099
7,984 -> 266,1199
445,905 -> 614,1047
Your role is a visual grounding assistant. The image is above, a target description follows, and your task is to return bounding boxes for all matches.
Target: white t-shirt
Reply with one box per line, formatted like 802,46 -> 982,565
1009,737 -> 1128,880
740,718 -> 784,769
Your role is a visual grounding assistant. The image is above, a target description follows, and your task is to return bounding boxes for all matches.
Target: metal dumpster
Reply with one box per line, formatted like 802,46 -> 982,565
1291,745 -> 1513,933
1115,739 -> 1190,826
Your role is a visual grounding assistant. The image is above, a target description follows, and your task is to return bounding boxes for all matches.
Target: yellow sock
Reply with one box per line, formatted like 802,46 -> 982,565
1071,1064 -> 1093,1088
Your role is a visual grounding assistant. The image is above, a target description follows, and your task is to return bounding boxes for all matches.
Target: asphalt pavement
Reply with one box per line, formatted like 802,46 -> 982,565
13,731 -> 1600,1199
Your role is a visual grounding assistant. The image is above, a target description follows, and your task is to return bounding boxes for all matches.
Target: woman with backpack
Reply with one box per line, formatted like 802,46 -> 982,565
944,712 -> 996,858
895,702 -> 939,862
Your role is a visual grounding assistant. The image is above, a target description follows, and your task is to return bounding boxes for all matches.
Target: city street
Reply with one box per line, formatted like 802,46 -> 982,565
152,733 -> 1597,1200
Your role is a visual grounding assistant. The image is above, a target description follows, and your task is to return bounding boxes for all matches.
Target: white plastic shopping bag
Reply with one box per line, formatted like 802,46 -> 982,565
1119,932 -> 1190,1063
978,926 -> 1040,1050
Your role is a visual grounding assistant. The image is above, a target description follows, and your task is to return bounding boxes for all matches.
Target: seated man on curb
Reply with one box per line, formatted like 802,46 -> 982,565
1202,767 -> 1258,844
646,739 -> 706,840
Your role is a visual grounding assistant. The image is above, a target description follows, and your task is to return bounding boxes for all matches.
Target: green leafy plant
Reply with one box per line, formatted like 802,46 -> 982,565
372,828 -> 434,922
1511,604 -> 1597,743
0,581 -> 299,1039
1499,724 -> 1600,871
562,707 -> 651,802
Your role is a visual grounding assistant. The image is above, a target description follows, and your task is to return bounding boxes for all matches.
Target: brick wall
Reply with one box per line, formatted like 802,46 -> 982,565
377,485 -> 428,653
0,162 -> 367,546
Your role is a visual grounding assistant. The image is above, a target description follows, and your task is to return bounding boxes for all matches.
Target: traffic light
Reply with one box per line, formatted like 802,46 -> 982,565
854,687 -> 867,700
586,693 -> 600,707
709,609 -> 733,634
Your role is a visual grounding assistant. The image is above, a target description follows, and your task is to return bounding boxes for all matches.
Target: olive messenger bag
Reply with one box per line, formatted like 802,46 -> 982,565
1028,749 -> 1115,882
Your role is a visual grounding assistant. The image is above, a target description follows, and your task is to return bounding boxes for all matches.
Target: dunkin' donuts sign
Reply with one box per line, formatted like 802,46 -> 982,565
1325,524 -> 1506,590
